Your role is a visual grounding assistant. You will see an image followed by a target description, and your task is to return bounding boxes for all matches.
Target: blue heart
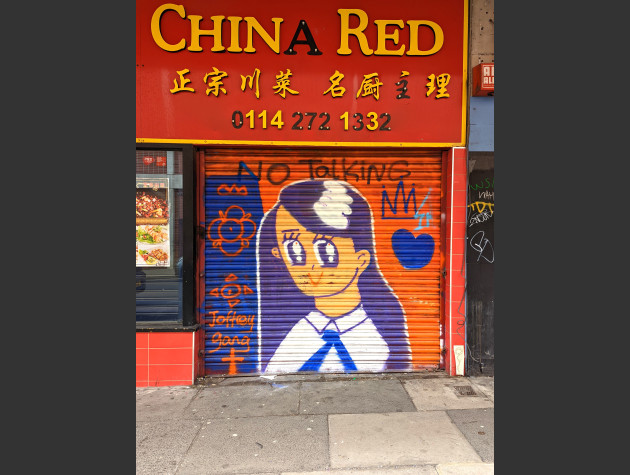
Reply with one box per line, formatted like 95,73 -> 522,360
391,229 -> 435,269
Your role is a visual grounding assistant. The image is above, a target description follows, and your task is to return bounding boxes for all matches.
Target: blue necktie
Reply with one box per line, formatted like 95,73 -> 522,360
299,329 -> 357,372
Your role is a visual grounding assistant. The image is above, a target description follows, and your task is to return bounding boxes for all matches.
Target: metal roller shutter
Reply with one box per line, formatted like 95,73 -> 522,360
200,150 -> 443,376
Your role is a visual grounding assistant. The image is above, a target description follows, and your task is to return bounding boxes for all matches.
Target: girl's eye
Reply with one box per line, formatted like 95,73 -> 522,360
314,239 -> 339,268
283,239 -> 306,266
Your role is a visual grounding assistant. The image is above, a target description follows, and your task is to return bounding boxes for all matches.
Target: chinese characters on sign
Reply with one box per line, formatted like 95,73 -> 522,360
168,68 -> 451,100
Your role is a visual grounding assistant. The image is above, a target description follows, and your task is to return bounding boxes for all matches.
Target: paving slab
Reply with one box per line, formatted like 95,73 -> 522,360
468,377 -> 494,402
436,462 -> 494,474
403,377 -> 493,411
136,419 -> 202,474
329,412 -> 481,468
446,408 -> 494,462
283,467 -> 438,474
136,386 -> 200,421
177,415 -> 329,474
299,379 -> 417,415
184,383 -> 301,419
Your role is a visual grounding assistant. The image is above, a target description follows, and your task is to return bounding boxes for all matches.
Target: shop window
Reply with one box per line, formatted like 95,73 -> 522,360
136,148 -> 193,325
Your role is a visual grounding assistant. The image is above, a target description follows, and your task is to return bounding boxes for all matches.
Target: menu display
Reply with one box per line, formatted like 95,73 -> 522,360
136,179 -> 171,267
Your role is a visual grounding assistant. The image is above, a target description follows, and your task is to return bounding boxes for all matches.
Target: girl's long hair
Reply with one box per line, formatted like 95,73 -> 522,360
257,180 -> 411,372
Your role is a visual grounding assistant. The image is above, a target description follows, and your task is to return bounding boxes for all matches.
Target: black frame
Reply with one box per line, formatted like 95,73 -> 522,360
136,143 -> 197,330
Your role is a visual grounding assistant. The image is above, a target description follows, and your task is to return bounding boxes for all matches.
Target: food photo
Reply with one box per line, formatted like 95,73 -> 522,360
136,189 -> 169,225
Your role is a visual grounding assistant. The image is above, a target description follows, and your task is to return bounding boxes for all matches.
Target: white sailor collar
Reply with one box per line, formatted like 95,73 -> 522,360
305,305 -> 368,334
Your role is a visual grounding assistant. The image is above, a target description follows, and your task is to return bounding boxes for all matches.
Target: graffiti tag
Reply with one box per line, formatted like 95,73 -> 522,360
469,178 -> 494,190
238,159 -> 411,186
467,201 -> 494,214
207,310 -> 255,332
381,181 -> 417,219
208,332 -> 251,354
413,189 -> 432,230
221,348 -> 245,375
469,230 -> 494,263
204,176 -> 262,375
217,183 -> 248,196
469,209 -> 493,227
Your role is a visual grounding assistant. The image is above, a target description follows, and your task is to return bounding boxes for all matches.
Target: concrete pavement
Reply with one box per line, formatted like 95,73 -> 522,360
136,372 -> 494,474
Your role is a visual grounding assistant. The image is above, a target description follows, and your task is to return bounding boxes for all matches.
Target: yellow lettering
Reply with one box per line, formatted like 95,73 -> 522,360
406,20 -> 444,56
337,9 -> 373,56
227,16 -> 243,52
374,20 -> 405,56
187,15 -> 225,52
151,3 -> 186,52
243,17 -> 283,54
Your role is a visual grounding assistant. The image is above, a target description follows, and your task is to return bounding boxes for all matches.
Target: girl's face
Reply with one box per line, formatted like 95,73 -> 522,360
271,205 -> 370,298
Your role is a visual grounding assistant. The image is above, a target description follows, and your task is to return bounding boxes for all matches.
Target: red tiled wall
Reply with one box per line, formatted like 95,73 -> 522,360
136,331 -> 196,387
444,147 -> 467,375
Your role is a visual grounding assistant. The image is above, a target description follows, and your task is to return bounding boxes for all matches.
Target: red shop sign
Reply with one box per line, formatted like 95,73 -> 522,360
136,0 -> 468,147
156,156 -> 167,166
142,156 -> 154,165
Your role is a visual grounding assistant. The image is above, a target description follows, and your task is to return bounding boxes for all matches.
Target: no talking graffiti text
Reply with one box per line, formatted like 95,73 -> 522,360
238,159 -> 411,186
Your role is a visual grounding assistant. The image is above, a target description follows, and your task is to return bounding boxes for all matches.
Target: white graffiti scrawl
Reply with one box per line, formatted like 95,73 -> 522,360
469,230 -> 494,263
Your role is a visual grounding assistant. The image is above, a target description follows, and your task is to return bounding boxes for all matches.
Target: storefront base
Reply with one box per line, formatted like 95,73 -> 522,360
135,148 -> 468,386
136,328 -> 202,387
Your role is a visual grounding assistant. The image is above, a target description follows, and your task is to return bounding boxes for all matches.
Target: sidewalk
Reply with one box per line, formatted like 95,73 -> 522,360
136,372 -> 494,474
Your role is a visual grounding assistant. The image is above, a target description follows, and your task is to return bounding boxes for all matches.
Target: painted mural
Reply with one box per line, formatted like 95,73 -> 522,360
203,154 -> 442,375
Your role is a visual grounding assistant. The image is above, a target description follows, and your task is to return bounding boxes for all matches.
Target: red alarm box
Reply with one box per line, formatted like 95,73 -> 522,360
472,63 -> 494,96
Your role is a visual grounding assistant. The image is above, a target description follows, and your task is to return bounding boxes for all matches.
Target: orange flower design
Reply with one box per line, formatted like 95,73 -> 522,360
208,205 -> 257,257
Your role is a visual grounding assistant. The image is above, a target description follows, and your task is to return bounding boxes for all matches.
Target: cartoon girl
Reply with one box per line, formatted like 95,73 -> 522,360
257,179 -> 411,374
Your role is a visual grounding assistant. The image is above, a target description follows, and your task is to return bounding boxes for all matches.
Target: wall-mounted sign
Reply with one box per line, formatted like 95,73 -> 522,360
472,62 -> 494,96
136,0 -> 468,147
